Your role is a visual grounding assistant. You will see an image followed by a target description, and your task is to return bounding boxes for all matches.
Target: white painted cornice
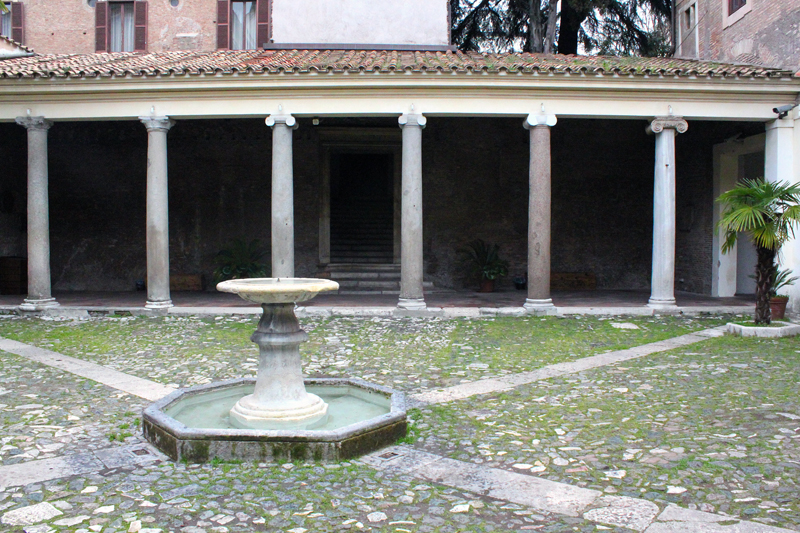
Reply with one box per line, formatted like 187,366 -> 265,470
0,70 -> 798,122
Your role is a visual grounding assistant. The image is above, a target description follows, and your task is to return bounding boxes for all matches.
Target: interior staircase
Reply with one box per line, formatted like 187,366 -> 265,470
329,196 -> 394,264
321,263 -> 435,294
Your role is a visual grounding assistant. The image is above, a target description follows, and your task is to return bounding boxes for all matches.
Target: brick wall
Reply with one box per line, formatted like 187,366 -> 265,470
676,0 -> 800,70
15,0 -> 218,55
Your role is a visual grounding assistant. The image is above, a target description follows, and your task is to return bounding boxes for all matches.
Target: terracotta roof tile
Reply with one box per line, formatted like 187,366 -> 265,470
0,49 -> 794,80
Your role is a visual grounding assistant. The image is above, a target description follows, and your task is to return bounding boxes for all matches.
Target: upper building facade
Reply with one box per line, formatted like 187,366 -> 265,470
0,0 -> 451,54
675,0 -> 800,70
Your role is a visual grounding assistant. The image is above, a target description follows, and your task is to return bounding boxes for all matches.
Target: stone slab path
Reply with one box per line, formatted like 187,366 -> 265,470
362,447 -> 797,533
410,326 -> 727,405
0,337 -> 176,401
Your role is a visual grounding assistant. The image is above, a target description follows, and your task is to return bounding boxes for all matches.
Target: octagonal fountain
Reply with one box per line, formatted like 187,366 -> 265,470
143,278 -> 407,463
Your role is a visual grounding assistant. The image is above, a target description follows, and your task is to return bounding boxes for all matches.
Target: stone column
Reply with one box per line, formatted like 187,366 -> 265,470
266,114 -> 298,278
397,113 -> 427,310
140,116 -> 175,310
523,114 -> 557,315
15,116 -> 58,311
646,116 -> 688,309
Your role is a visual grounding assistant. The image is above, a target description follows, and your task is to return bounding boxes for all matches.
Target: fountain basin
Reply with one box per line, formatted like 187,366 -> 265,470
216,278 -> 339,304
143,378 -> 407,463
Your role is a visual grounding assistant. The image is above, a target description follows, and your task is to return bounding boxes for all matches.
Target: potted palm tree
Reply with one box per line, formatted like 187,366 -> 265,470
717,178 -> 800,324
459,239 -> 510,292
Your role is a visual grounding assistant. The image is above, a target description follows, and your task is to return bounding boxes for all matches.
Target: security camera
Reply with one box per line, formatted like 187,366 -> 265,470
773,103 -> 798,119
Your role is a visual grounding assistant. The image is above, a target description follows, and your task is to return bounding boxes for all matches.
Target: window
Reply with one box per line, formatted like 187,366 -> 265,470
729,0 -> 746,15
96,1 -> 147,52
231,1 -> 256,50
723,0 -> 750,27
0,10 -> 10,38
108,2 -> 134,52
217,0 -> 269,50
0,2 -> 24,44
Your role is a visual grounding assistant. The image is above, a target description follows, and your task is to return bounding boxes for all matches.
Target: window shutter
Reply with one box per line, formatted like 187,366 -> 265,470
95,1 -> 107,52
256,0 -> 270,48
134,1 -> 147,52
216,0 -> 230,50
10,2 -> 24,44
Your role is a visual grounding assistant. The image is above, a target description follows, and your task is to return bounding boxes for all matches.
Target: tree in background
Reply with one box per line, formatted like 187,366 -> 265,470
450,0 -> 673,56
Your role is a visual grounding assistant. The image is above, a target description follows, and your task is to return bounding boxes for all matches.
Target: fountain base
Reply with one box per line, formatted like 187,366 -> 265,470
143,378 -> 406,463
229,392 -> 328,430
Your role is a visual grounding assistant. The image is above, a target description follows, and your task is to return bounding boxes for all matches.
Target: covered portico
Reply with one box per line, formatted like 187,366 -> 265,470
0,51 -> 798,314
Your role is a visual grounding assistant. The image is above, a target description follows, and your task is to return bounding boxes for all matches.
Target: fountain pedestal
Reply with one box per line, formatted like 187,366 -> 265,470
229,303 -> 328,429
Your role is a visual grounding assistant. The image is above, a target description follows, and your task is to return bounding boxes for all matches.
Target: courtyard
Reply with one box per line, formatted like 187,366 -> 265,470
0,312 -> 798,532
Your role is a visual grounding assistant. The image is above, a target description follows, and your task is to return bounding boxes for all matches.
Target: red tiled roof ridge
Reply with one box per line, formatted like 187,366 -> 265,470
0,34 -> 34,54
0,49 -> 794,80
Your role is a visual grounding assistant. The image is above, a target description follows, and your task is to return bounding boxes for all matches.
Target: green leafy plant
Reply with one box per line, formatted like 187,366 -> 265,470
769,268 -> 798,299
717,178 -> 800,324
213,238 -> 268,283
459,239 -> 509,281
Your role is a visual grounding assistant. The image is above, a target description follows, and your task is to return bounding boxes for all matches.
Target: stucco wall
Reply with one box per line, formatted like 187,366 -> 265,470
270,0 -> 450,46
0,117 -> 748,295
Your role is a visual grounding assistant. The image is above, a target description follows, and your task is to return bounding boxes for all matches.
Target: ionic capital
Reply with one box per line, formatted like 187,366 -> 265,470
266,114 -> 298,129
647,116 -> 688,135
524,114 -> 557,129
140,116 -> 175,132
398,113 -> 427,129
15,116 -> 53,131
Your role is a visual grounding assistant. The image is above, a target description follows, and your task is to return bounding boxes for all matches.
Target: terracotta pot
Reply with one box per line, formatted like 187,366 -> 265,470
770,297 -> 789,320
479,278 -> 495,293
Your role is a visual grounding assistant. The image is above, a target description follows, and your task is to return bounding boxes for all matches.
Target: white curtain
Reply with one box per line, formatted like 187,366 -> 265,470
109,4 -> 122,52
231,1 -> 257,50
1,12 -> 11,38
109,3 -> 135,52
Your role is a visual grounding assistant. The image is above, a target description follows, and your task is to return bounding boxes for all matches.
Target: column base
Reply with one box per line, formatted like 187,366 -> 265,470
523,298 -> 557,315
19,298 -> 59,312
397,298 -> 427,311
145,299 -> 173,310
647,297 -> 678,309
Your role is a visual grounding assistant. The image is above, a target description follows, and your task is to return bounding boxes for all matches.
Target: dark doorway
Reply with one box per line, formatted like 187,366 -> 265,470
329,153 -> 394,263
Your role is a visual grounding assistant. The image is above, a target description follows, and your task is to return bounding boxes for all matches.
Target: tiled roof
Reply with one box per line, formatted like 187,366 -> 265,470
0,49 -> 795,80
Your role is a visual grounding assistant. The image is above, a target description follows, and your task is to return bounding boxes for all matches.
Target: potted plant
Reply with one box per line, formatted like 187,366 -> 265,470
459,239 -> 509,292
717,178 -> 800,324
213,238 -> 268,283
768,268 -> 798,320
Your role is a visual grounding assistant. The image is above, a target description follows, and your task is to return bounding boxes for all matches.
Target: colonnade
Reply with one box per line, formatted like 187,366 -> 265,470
13,112 -> 793,313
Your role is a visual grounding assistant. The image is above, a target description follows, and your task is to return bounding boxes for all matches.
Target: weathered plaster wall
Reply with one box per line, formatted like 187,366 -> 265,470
271,0 -> 450,46
0,117 -> 753,295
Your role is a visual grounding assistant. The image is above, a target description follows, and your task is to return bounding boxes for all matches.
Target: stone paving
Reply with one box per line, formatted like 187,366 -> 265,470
0,313 -> 797,533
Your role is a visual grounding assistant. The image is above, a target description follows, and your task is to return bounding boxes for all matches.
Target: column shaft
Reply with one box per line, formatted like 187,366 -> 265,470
267,114 -> 297,278
16,117 -> 58,311
397,113 -> 426,310
647,117 -> 687,309
524,114 -> 557,314
141,117 -> 175,310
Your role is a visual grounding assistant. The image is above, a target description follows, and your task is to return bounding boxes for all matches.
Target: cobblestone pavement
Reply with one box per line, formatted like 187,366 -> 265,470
413,336 -> 800,530
0,313 -> 797,533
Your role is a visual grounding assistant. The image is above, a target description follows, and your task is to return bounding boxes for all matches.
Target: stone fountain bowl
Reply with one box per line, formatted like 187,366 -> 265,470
143,378 -> 407,463
216,278 -> 339,304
